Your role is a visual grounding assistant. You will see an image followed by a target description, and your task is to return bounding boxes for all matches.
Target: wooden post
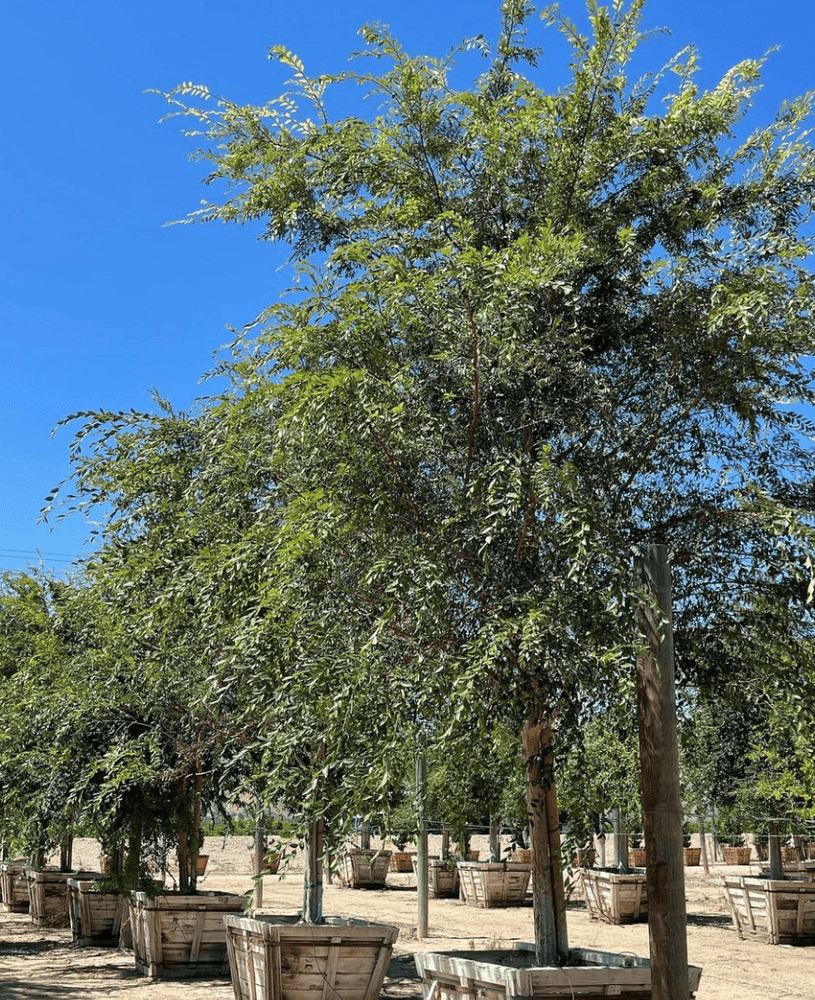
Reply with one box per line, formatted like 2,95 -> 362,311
416,751 -> 428,939
635,544 -> 689,1000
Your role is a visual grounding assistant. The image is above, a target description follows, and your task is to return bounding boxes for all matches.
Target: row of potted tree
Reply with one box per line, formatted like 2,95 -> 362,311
5,0 -> 815,995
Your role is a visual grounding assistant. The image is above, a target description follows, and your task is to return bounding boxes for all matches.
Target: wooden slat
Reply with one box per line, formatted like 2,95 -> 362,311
150,904 -> 163,976
189,907 -> 206,963
320,937 -> 342,1000
246,931 -> 258,1000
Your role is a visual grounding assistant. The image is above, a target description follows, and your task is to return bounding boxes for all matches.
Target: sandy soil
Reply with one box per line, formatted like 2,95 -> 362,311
2,835 -> 814,999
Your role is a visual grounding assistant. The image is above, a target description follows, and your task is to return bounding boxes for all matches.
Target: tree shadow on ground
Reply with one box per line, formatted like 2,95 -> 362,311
685,913 -> 732,928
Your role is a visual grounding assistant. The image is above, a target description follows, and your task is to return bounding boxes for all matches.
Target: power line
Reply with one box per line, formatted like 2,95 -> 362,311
0,549 -> 82,559
0,549 -> 84,565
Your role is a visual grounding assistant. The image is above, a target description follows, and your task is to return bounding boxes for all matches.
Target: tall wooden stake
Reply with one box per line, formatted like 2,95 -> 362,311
635,545 -> 689,1000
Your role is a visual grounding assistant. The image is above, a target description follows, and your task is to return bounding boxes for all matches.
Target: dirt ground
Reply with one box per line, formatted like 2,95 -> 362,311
2,835 -> 814,999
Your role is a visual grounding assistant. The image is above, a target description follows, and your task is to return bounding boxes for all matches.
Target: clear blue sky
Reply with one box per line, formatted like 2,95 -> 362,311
1,0 -> 813,576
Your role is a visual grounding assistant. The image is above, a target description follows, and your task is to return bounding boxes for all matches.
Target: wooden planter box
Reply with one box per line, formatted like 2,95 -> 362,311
571,849 -> 596,869
722,846 -> 752,865
457,862 -> 531,909
683,848 -> 701,866
759,862 -> 815,882
510,849 -> 531,864
338,850 -> 391,888
389,851 -> 416,873
412,857 -> 460,898
67,878 -> 128,947
628,848 -> 647,867
224,914 -> 398,1000
25,868 -> 100,928
414,945 -> 702,1000
582,868 -> 648,924
721,875 -> 815,945
67,877 -> 164,947
782,861 -> 815,881
129,889 -> 248,978
0,860 -> 30,913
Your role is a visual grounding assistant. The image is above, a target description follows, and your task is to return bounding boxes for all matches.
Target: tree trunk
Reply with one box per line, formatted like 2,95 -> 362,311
489,816 -> 500,862
253,817 -> 266,910
440,823 -> 450,861
303,817 -> 324,924
522,715 -> 567,966
769,823 -> 784,881
125,809 -> 143,891
792,831 -> 805,862
416,750 -> 428,939
189,751 -> 204,892
59,832 -> 73,873
699,813 -> 710,876
635,545 -> 689,1000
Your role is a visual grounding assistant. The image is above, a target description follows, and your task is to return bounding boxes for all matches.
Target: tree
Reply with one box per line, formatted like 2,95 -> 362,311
0,571 -> 98,867
46,400 -> 262,891
148,0 -> 815,963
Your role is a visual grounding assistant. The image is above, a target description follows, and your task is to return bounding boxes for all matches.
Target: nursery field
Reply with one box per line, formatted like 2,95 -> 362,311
2,835 -> 814,999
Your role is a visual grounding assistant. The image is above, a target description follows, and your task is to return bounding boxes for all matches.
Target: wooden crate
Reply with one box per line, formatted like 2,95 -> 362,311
457,862 -> 531,909
721,846 -> 751,865
25,868 -> 100,928
570,849 -> 596,869
389,851 -> 416,873
67,878 -> 128,947
0,860 -> 30,913
412,857 -> 460,898
338,850 -> 391,888
628,849 -> 647,867
224,914 -> 398,1000
510,849 -> 532,864
129,890 -> 248,978
783,861 -> 815,881
415,945 -> 702,1000
683,848 -> 701,866
581,868 -> 648,924
720,875 -> 815,945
